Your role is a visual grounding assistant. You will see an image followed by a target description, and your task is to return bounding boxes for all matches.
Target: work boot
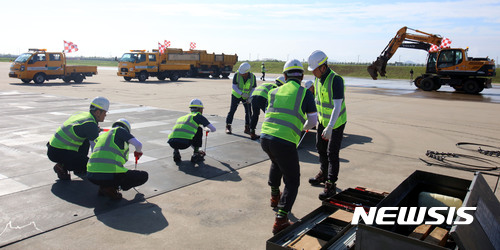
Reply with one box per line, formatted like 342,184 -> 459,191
244,125 -> 250,134
250,129 -> 260,140
319,181 -> 337,201
309,170 -> 326,186
191,150 -> 206,163
270,193 -> 281,208
98,186 -> 122,200
173,149 -> 181,162
53,163 -> 70,180
272,215 -> 292,235
225,124 -> 232,134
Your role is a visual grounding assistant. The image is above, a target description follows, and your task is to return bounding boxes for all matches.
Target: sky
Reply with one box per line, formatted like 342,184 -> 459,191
1,0 -> 500,64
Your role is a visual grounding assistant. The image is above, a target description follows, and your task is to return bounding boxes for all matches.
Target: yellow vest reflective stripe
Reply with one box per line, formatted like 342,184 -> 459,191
314,71 -> 347,129
232,72 -> 255,98
251,82 -> 277,99
168,112 -> 200,140
261,81 -> 306,145
49,112 -> 96,151
87,128 -> 129,173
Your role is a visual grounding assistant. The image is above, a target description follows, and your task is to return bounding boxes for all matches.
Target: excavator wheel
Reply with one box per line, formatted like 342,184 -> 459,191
420,77 -> 435,91
414,76 -> 423,89
463,80 -> 481,94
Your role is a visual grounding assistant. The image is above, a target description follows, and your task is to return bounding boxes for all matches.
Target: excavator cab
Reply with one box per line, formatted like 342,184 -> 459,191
426,52 -> 438,74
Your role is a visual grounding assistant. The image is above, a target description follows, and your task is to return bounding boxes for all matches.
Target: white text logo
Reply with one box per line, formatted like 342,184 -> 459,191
351,207 -> 476,225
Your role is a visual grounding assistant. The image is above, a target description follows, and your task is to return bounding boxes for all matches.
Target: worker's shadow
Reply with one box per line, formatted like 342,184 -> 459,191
176,158 -> 242,182
51,179 -> 102,208
94,193 -> 168,235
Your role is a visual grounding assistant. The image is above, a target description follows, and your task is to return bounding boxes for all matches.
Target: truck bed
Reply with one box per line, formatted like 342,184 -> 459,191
65,65 -> 98,74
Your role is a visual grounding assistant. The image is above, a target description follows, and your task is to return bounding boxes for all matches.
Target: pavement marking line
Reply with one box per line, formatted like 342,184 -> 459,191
0,179 -> 30,197
108,106 -> 158,114
130,121 -> 169,129
47,112 -> 71,116
0,174 -> 6,180
125,154 -> 157,165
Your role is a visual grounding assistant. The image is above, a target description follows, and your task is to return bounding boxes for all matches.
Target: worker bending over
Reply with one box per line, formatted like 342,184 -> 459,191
307,50 -> 347,200
168,99 -> 216,163
225,62 -> 256,135
260,59 -> 317,235
248,76 -> 285,140
47,97 -> 109,180
87,119 -> 148,200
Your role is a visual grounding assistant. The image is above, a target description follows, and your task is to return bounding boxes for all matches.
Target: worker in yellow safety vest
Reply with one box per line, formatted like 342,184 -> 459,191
168,99 -> 216,163
248,76 -> 285,140
307,50 -> 347,201
47,97 -> 109,181
87,119 -> 148,200
260,62 -> 266,81
225,62 -> 256,135
260,59 -> 317,235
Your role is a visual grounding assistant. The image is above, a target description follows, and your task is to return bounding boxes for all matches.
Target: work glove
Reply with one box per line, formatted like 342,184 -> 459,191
242,93 -> 249,100
204,127 -> 211,133
321,125 -> 333,141
134,151 -> 143,160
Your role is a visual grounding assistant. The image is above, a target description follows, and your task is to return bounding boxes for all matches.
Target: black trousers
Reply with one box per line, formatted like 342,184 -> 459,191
167,127 -> 203,150
226,95 -> 251,126
250,96 -> 267,130
87,170 -> 149,191
316,123 -> 346,183
47,140 -> 89,173
261,138 -> 300,213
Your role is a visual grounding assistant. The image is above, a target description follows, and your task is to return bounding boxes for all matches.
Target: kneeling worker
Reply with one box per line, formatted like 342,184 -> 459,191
87,119 -> 148,200
260,59 -> 317,234
168,99 -> 216,163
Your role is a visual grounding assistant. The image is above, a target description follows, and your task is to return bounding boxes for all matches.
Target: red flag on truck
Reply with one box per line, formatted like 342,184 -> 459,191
164,40 -> 171,48
158,42 -> 165,54
190,42 -> 196,50
64,41 -> 79,53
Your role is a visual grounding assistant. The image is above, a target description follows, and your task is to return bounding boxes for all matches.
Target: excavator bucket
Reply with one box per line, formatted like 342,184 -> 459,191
367,57 -> 388,80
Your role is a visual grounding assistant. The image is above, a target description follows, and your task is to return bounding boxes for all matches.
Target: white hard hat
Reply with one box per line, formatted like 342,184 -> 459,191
189,98 -> 204,109
275,76 -> 286,86
304,80 -> 314,89
91,96 -> 110,111
238,62 -> 251,74
113,118 -> 131,132
283,59 -> 304,73
307,50 -> 328,71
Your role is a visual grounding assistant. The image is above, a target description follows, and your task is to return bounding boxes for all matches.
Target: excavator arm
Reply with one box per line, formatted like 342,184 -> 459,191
367,26 -> 443,80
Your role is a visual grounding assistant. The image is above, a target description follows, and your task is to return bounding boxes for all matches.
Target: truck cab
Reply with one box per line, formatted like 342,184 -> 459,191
118,50 -> 159,82
10,49 -> 64,83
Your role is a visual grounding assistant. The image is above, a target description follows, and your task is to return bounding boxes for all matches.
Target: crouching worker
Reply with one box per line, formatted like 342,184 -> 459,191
87,119 -> 148,200
168,99 -> 216,163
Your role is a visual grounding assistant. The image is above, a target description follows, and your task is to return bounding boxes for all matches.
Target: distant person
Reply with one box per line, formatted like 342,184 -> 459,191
248,76 -> 285,140
261,62 -> 266,81
260,59 -> 317,235
307,50 -> 347,201
47,97 -> 110,180
87,119 -> 148,200
168,99 -> 216,163
304,80 -> 314,94
225,62 -> 256,135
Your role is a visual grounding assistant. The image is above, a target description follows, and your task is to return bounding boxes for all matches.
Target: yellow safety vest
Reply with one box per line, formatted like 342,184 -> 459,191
314,70 -> 347,128
261,80 -> 307,146
87,128 -> 129,174
168,112 -> 200,140
49,112 -> 97,151
251,82 -> 277,99
232,72 -> 255,99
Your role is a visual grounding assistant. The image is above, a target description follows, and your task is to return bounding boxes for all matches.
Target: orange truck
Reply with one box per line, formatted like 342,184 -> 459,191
164,48 -> 238,78
117,50 -> 191,82
9,49 -> 97,84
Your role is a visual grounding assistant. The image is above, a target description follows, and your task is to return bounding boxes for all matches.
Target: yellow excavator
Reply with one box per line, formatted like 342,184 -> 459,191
368,26 -> 496,94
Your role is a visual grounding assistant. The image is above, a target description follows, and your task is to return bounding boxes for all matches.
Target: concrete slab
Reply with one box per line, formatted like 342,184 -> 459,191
1,62 -> 499,249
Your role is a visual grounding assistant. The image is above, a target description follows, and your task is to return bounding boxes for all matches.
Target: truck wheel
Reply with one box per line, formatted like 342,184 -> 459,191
33,73 -> 46,84
420,77 -> 435,91
124,77 -> 132,81
170,73 -> 179,81
74,74 -> 84,83
157,75 -> 166,81
63,77 -> 72,83
463,80 -> 481,94
432,82 -> 441,90
21,79 -> 31,84
138,72 -> 148,82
